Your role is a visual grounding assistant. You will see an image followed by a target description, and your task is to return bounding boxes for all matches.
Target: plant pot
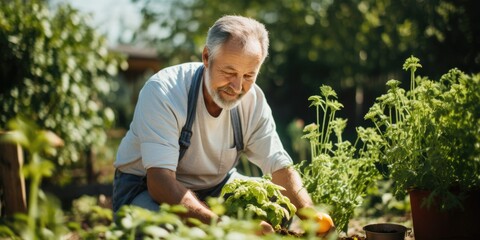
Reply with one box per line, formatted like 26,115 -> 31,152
409,189 -> 480,240
363,223 -> 409,240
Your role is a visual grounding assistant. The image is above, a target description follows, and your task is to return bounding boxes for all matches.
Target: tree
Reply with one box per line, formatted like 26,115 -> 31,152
0,0 -> 127,166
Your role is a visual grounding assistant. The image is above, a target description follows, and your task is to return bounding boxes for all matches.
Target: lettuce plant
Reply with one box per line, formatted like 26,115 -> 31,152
220,177 -> 297,230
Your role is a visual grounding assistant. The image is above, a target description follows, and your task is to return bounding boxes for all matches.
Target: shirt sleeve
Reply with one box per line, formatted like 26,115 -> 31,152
243,86 -> 293,174
131,80 -> 183,171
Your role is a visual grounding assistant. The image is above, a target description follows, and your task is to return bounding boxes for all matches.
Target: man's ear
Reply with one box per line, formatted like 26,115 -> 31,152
202,47 -> 209,68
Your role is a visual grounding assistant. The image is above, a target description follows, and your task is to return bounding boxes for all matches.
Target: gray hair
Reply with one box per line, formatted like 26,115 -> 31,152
206,15 -> 269,63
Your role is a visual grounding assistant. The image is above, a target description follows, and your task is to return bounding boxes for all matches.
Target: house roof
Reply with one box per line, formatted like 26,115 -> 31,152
110,44 -> 159,59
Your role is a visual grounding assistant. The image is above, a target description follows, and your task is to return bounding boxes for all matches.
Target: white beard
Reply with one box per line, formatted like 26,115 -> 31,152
204,67 -> 243,110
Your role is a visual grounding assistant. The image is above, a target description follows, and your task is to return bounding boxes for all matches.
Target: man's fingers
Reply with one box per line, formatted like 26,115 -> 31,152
257,221 -> 274,235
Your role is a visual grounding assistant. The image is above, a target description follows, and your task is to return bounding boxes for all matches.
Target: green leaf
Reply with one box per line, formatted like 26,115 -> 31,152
320,85 -> 337,98
308,95 -> 324,107
402,55 -> 422,72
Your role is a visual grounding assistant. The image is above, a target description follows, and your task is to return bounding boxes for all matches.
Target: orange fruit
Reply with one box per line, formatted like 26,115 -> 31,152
315,212 -> 334,234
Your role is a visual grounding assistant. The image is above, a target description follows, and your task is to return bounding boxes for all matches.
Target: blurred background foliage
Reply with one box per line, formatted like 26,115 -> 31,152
0,0 -> 127,182
129,0 -> 480,160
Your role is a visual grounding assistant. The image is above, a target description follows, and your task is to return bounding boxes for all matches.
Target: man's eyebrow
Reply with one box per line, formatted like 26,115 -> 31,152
221,65 -> 257,75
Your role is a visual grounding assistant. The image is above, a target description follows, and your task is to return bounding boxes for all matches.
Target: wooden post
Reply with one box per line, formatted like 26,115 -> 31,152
0,140 -> 27,216
86,147 -> 96,184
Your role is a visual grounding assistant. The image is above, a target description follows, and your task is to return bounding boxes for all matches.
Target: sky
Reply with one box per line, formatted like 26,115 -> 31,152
50,0 -> 143,46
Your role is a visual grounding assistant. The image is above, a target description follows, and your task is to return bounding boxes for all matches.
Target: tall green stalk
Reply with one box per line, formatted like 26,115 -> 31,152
1,117 -> 59,239
299,85 -> 380,232
27,154 -> 41,240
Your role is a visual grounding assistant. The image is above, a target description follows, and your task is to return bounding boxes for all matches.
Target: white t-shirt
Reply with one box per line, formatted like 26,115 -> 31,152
114,62 -> 292,190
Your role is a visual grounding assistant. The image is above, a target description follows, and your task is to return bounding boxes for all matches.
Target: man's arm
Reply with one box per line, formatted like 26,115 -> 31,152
271,166 -> 334,234
271,166 -> 314,212
146,167 -> 217,224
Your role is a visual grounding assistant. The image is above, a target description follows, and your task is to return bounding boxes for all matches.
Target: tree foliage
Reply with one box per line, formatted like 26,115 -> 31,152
0,0 -> 127,165
131,0 -> 479,141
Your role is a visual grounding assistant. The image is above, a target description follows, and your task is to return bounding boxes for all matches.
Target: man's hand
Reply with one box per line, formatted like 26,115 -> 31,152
271,167 -> 335,235
257,221 -> 275,235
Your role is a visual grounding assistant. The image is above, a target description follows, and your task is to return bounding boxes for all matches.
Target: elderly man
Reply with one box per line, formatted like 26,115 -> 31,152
113,15 -> 333,234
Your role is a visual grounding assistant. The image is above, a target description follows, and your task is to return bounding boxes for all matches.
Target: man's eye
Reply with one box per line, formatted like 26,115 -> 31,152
223,71 -> 236,77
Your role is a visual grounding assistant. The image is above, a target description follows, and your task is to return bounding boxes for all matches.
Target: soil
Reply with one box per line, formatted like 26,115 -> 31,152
339,235 -> 365,240
276,228 -> 366,239
282,213 -> 414,239
276,228 -> 304,237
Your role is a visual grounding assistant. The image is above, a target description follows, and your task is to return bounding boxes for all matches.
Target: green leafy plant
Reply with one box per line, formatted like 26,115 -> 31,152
220,177 -> 297,230
0,117 -> 71,239
0,0 -> 126,166
89,203 -> 298,240
364,56 -> 480,209
297,85 -> 381,232
70,195 -> 113,232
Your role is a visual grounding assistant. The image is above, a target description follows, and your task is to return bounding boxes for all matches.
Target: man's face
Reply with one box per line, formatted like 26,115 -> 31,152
203,38 -> 263,110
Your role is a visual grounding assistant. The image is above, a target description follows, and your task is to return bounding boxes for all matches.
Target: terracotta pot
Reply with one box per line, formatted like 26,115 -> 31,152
409,189 -> 480,240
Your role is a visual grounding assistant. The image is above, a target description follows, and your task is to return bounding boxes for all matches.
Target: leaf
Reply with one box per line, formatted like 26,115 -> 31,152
308,95 -> 324,107
245,204 -> 267,218
320,85 -> 337,98
386,79 -> 401,88
402,55 -> 422,72
326,100 -> 344,111
220,179 -> 296,228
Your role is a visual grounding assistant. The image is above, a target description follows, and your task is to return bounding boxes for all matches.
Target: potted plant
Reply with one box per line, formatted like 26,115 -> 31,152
364,56 -> 480,239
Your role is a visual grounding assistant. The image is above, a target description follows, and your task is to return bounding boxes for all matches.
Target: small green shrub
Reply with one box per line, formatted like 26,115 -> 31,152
296,85 -> 382,232
364,56 -> 480,209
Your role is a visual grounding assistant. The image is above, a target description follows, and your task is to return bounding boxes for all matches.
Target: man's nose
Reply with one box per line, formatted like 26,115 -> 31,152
230,76 -> 243,93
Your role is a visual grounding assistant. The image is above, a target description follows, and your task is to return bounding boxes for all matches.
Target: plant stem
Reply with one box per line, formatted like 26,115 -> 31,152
323,108 -> 336,154
320,104 -> 327,150
27,154 -> 41,240
129,227 -> 136,240
410,68 -> 416,100
311,140 -> 316,161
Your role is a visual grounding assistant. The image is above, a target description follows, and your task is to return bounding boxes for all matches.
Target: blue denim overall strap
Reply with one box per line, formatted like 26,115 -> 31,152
230,106 -> 244,152
178,65 -> 204,161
